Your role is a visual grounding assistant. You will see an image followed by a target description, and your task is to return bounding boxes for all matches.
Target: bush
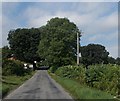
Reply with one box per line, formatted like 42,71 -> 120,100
2,86 -> 10,98
49,66 -> 58,73
86,64 -> 119,95
2,59 -> 31,76
54,64 -> 120,96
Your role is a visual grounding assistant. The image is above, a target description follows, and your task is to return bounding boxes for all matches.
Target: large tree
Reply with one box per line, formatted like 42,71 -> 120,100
107,56 -> 116,64
116,57 -> 120,65
37,17 -> 81,67
81,44 -> 109,67
7,28 -> 41,63
2,45 -> 12,60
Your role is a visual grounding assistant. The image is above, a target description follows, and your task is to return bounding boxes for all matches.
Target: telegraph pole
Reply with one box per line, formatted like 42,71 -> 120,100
77,32 -> 79,65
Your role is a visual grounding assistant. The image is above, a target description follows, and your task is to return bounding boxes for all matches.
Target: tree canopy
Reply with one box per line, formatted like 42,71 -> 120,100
115,57 -> 120,65
107,56 -> 116,64
37,17 -> 81,67
2,45 -> 12,60
7,17 -> 117,67
7,28 -> 41,63
81,44 -> 109,67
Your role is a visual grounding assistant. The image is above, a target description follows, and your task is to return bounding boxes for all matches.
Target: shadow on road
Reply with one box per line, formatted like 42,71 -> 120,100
37,66 -> 50,70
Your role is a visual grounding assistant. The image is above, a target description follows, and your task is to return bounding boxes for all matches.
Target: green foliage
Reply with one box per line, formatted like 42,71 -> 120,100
2,72 -> 35,98
55,65 -> 85,81
2,46 -> 12,60
107,57 -> 116,64
7,28 -> 41,63
116,57 -> 120,65
49,66 -> 58,73
81,44 -> 109,66
2,59 -> 31,76
86,64 -> 119,96
50,73 -> 114,99
53,64 -> 120,96
2,84 -> 10,97
37,17 -> 81,67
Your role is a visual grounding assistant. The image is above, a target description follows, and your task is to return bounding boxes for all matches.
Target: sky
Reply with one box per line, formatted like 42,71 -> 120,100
1,1 -> 119,58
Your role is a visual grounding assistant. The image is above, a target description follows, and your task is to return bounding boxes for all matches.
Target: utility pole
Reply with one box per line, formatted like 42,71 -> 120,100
77,32 -> 79,65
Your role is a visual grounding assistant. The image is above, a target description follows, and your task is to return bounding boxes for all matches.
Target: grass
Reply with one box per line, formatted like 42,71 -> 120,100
2,71 -> 36,98
49,72 -> 115,100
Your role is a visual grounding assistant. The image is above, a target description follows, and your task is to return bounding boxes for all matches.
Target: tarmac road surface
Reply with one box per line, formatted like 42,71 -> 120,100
4,70 -> 73,100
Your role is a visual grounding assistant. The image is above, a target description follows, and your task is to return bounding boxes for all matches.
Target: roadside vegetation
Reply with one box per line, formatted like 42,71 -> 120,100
50,72 -> 114,100
49,64 -> 120,100
2,55 -> 35,98
2,72 -> 35,98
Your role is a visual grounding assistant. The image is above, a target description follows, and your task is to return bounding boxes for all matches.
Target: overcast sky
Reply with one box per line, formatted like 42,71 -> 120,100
1,1 -> 119,58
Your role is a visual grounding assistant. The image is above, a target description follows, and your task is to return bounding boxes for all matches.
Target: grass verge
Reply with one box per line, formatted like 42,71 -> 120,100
49,72 -> 116,100
2,71 -> 36,98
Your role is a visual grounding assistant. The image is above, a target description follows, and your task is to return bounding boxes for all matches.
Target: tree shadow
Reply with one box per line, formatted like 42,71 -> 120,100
36,66 -> 50,70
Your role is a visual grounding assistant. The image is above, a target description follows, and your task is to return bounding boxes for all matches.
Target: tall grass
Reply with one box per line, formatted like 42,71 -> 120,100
2,72 -> 35,98
50,73 -> 114,100
50,64 -> 120,97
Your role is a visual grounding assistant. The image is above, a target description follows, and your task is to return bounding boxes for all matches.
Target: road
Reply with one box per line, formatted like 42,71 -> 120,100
4,70 -> 73,99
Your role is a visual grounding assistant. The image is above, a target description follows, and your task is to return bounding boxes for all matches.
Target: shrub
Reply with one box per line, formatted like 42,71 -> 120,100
86,64 -> 119,95
54,64 -> 120,96
49,66 -> 58,73
2,59 -> 31,76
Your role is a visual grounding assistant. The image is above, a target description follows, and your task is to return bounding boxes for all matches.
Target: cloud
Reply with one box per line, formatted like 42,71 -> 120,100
28,15 -> 53,28
22,7 -> 53,27
94,11 -> 118,32
2,0 -> 20,2
2,2 -> 20,18
106,45 -> 118,58
2,14 -> 21,46
88,34 -> 104,42
2,0 -> 120,2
